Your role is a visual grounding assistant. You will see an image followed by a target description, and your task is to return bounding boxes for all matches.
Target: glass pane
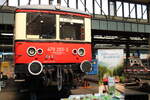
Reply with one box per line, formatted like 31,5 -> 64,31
69,0 -> 76,9
78,0 -> 85,11
124,3 -> 129,17
53,0 -> 57,5
142,5 -> 147,19
130,3 -> 135,18
41,0 -> 49,5
95,0 -> 101,14
61,0 -> 67,7
117,1 -> 122,17
102,0 -> 108,15
60,15 -> 84,40
0,0 -> 6,5
86,0 -> 92,13
30,0 -> 39,5
27,13 -> 56,39
110,2 -> 115,16
20,0 -> 29,6
8,0 -> 18,6
137,4 -> 142,19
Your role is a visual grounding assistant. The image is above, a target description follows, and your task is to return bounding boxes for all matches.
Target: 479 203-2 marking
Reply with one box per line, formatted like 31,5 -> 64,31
47,47 -> 69,53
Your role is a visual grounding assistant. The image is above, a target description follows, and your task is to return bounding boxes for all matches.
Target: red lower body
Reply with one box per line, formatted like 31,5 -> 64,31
15,41 -> 92,64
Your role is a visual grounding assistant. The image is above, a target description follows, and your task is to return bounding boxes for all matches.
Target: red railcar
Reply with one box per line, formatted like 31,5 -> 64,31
14,5 -> 92,90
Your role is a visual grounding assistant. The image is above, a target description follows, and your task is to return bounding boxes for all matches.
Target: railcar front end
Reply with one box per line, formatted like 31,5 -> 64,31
14,5 -> 92,90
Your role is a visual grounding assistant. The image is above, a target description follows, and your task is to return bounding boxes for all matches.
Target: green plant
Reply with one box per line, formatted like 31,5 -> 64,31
98,65 -> 113,82
113,65 -> 124,76
98,65 -> 108,81
119,76 -> 125,83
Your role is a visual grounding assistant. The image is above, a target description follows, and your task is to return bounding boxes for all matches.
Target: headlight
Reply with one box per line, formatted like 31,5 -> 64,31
27,47 -> 36,56
80,60 -> 92,72
28,60 -> 43,75
78,48 -> 85,56
72,49 -> 78,55
37,48 -> 43,55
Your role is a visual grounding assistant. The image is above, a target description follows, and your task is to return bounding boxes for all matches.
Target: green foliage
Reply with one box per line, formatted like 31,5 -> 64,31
108,86 -> 115,95
119,76 -> 125,83
98,65 -> 113,82
107,69 -> 113,77
113,65 -> 124,76
98,64 -> 124,83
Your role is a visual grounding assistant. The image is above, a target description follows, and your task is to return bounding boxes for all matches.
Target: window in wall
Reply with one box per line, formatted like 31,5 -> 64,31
53,0 -> 57,5
20,0 -> 29,6
0,0 -> 6,5
102,0 -> 108,15
8,0 -> 18,6
61,0 -> 68,7
130,3 -> 135,18
95,0 -> 102,14
124,3 -> 129,17
69,0 -> 76,9
78,0 -> 85,11
137,4 -> 142,19
142,5 -> 147,19
117,1 -> 122,17
110,2 -> 115,16
86,0 -> 93,13
30,0 -> 39,5
41,0 -> 49,5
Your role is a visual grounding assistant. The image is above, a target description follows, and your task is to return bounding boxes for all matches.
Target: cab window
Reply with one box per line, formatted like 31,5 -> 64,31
26,13 -> 56,39
59,15 -> 84,40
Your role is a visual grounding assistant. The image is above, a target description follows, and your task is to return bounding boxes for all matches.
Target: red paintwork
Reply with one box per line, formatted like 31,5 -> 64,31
16,9 -> 91,18
15,41 -> 92,64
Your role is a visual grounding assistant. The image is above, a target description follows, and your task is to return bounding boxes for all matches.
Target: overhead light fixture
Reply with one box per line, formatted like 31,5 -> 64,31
1,33 -> 13,36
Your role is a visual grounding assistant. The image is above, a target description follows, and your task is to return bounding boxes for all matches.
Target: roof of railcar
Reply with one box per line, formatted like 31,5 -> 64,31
16,5 -> 91,16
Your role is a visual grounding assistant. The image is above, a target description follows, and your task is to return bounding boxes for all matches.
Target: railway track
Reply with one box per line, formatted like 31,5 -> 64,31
1,78 -> 149,100
0,79 -> 98,100
116,83 -> 150,100
0,79 -> 70,100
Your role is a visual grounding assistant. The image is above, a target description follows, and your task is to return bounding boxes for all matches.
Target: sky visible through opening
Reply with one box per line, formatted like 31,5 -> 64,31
0,0 -> 148,19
